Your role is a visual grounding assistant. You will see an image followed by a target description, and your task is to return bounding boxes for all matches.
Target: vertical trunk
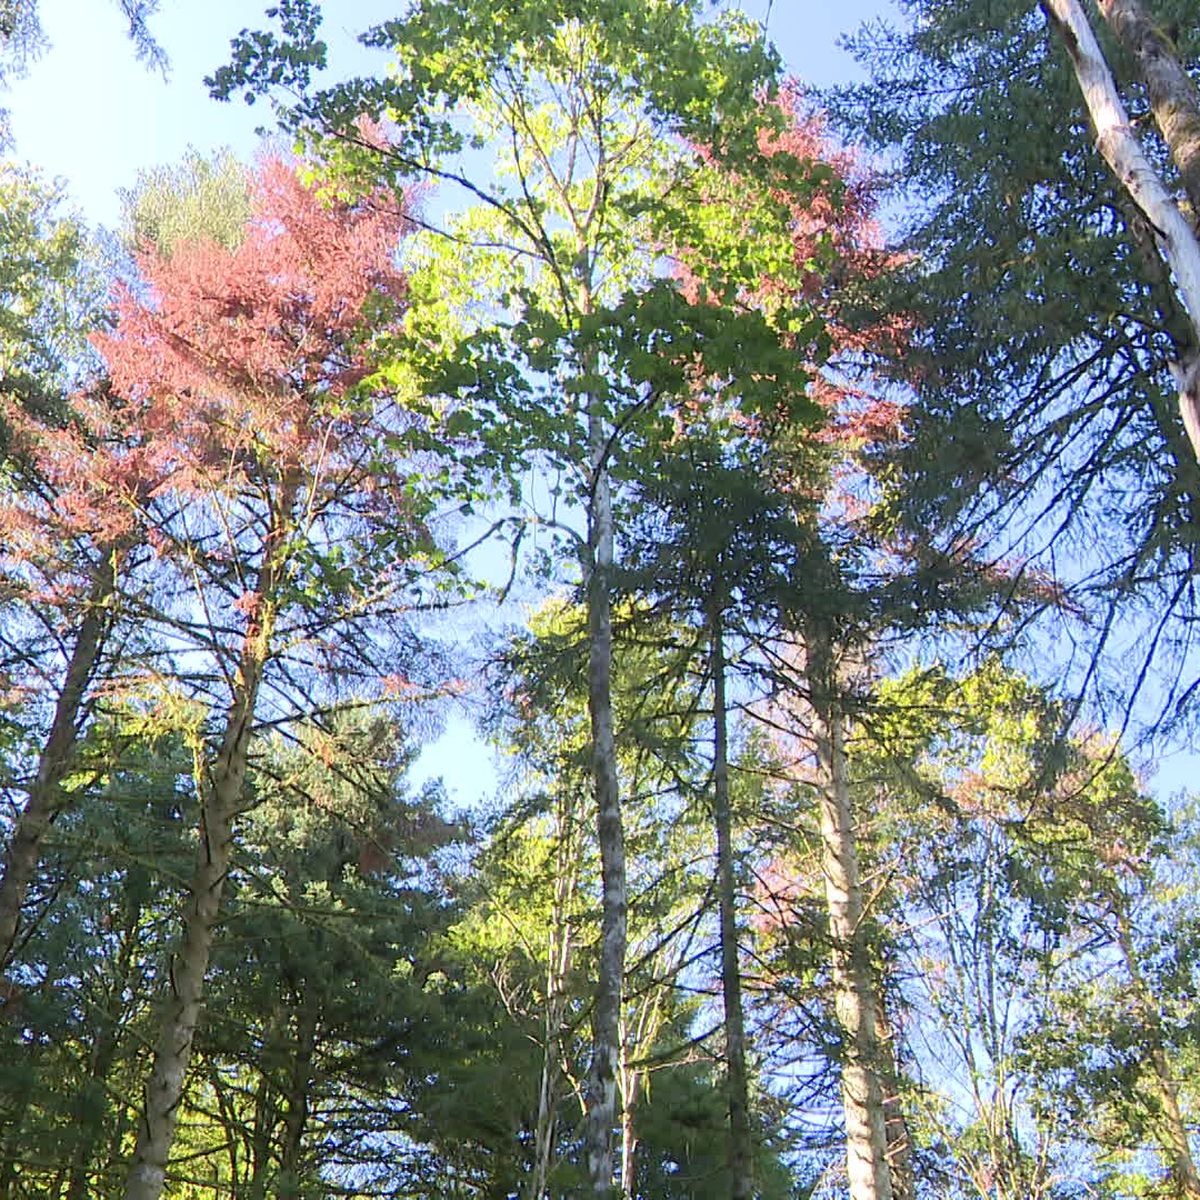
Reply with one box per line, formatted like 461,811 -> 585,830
124,479 -> 296,1200
529,795 -> 579,1200
710,603 -> 753,1200
618,1009 -> 637,1200
808,633 -> 894,1200
122,662 -> 261,1200
1097,0 -> 1200,218
1040,0 -> 1200,461
245,1070 -> 276,1200
0,549 -> 120,969
582,366 -> 626,1197
530,1022 -> 562,1200
874,999 -> 915,1200
277,993 -> 318,1199
618,982 -> 672,1200
65,888 -> 146,1200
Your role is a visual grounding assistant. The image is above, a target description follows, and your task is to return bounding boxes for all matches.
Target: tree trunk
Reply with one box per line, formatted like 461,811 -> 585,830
0,548 -> 121,969
124,478 -> 296,1200
1040,0 -> 1200,461
711,603 -> 753,1200
874,999 -> 916,1200
583,373 -> 626,1198
1097,0 -> 1200,219
529,793 -> 579,1200
618,1009 -> 638,1200
65,886 -> 146,1200
807,633 -> 894,1200
122,668 -> 261,1200
277,992 -> 318,1199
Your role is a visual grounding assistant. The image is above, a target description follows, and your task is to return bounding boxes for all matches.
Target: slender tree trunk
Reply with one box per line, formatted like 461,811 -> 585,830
124,480 -> 296,1200
246,1070 -> 276,1200
122,660 -> 263,1200
807,633 -> 894,1200
277,992 -> 318,1199
710,603 -> 753,1200
1040,0 -> 1200,460
618,1009 -> 638,1200
582,366 -> 626,1196
874,998 -> 915,1200
65,888 -> 146,1200
0,549 -> 121,969
529,794 -> 579,1200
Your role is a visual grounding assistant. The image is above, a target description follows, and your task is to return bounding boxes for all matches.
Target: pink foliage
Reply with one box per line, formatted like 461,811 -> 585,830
683,86 -> 907,455
0,386 -> 152,595
756,87 -> 907,454
1,155 -> 412,622
92,156 -> 412,494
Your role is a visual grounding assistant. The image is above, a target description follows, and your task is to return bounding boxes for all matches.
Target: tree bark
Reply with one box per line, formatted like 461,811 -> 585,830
711,603 -> 753,1200
583,408 -> 626,1198
65,885 -> 146,1200
1040,0 -> 1200,462
874,998 -> 916,1200
0,548 -> 121,969
529,792 -> 579,1200
807,633 -> 894,1200
124,478 -> 296,1200
277,991 -> 318,1199
579,266 -> 626,1198
1097,0 -> 1200,219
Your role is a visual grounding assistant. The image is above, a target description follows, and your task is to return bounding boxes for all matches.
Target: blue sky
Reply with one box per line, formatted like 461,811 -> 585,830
6,0 -> 888,229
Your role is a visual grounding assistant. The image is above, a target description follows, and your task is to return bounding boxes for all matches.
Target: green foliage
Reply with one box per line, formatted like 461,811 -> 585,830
0,163 -> 104,397
117,146 -> 251,256
829,0 -> 1200,725
859,661 -> 1195,1197
0,720 -> 195,1195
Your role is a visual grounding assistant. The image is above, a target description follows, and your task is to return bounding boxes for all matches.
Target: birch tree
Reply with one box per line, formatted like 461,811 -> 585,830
212,4 -> 821,1190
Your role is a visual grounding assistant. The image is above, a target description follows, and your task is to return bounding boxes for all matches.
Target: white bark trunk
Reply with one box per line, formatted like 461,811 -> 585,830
583,386 -> 626,1199
1041,0 -> 1200,461
808,635 -> 893,1200
124,476 -> 297,1200
1096,0 -> 1200,218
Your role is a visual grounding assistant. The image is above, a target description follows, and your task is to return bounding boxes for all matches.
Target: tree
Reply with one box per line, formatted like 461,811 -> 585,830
763,659 -> 1200,1200
212,5 -> 821,1192
0,719 -> 194,1198
85,153 -> 425,1200
1039,0 -> 1200,459
118,147 -> 251,258
830,0 -> 1200,728
0,169 -> 149,971
172,717 -> 462,1199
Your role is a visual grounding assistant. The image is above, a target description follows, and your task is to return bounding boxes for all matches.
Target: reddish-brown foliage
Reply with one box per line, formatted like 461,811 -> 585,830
92,156 -> 412,495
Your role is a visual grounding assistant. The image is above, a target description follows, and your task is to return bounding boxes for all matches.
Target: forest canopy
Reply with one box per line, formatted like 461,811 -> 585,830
0,1 -> 1197,1198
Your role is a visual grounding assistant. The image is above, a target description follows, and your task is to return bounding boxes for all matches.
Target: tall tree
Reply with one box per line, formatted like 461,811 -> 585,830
85,154 -> 425,1200
1039,0 -> 1200,459
0,170 -> 144,971
830,0 -> 1200,726
212,5 -> 819,1191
